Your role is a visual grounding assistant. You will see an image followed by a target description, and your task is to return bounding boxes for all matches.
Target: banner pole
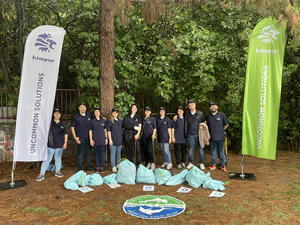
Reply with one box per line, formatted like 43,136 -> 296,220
240,154 -> 245,180
10,161 -> 16,187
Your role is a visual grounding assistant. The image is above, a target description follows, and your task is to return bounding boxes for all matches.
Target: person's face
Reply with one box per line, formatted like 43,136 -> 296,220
112,111 -> 118,118
145,110 -> 151,117
79,105 -> 86,114
199,125 -> 204,130
160,110 -> 165,117
210,104 -> 218,113
131,105 -> 137,114
53,112 -> 61,120
177,109 -> 184,116
188,103 -> 196,111
94,110 -> 100,117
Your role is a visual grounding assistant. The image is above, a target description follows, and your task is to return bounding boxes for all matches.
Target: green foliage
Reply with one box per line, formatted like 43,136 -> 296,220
114,91 -> 135,118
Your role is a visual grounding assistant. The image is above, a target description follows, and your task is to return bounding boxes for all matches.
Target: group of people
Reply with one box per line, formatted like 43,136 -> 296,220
36,100 -> 229,182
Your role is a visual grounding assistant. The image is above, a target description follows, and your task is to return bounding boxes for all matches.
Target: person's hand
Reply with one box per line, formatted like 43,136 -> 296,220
110,140 -> 113,146
172,137 -> 176,143
152,134 -> 156,140
63,142 -> 67,150
134,134 -> 139,140
90,140 -> 95,147
75,137 -> 81,144
169,138 -> 172,144
173,115 -> 178,122
102,117 -> 107,120
105,139 -> 108,145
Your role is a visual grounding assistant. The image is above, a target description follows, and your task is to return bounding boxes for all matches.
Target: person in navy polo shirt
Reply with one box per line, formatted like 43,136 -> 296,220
89,107 -> 108,174
142,107 -> 157,170
172,106 -> 187,170
156,107 -> 172,170
123,104 -> 142,163
36,108 -> 68,181
206,102 -> 229,172
71,102 -> 93,171
108,108 -> 123,173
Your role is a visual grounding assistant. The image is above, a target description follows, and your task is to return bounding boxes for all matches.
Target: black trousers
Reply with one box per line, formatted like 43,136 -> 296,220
124,130 -> 136,162
142,135 -> 154,164
174,143 -> 187,165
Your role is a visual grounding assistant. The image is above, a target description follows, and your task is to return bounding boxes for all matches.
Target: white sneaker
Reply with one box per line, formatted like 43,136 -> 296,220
166,163 -> 172,170
200,163 -> 205,170
151,163 -> 155,170
187,162 -> 193,169
181,163 -> 186,168
146,163 -> 151,169
117,164 -> 120,169
112,167 -> 117,173
177,164 -> 182,169
161,162 -> 168,168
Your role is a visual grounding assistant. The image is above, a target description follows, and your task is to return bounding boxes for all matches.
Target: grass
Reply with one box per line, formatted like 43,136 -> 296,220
22,206 -> 64,217
284,182 -> 300,215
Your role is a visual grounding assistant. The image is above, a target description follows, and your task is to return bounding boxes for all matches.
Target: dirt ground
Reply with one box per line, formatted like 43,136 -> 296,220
0,148 -> 299,225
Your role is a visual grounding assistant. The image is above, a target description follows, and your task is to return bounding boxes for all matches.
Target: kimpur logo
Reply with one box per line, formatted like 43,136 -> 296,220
258,25 -> 280,43
35,33 -> 57,52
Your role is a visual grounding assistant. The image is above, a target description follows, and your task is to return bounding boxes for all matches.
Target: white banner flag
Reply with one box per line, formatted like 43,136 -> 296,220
13,25 -> 65,161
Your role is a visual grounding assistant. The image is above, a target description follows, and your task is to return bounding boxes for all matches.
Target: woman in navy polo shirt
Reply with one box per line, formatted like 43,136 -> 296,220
108,108 -> 123,172
142,107 -> 157,170
89,107 -> 108,173
36,108 -> 68,181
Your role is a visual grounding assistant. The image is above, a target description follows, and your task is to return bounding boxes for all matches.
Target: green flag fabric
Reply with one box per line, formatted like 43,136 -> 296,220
242,17 -> 286,160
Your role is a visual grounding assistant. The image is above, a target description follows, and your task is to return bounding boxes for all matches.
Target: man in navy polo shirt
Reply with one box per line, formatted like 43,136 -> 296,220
206,102 -> 229,172
71,102 -> 93,171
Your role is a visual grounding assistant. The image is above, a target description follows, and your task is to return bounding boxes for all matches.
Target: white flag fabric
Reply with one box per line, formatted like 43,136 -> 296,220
13,25 -> 65,161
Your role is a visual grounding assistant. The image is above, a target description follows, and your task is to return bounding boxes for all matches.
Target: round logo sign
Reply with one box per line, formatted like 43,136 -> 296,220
123,195 -> 186,219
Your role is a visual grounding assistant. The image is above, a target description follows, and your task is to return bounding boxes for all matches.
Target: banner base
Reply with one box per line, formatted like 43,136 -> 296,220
0,179 -> 27,191
228,173 -> 256,180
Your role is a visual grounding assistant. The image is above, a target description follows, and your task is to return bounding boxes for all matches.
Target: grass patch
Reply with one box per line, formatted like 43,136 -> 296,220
284,182 -> 300,215
22,206 -> 64,217
243,200 -> 260,208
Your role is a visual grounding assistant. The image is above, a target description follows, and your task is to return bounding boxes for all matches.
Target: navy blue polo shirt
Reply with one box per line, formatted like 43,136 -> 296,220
48,120 -> 67,148
156,117 -> 171,143
89,118 -> 107,146
107,119 -> 123,146
123,114 -> 141,134
142,116 -> 157,139
206,112 -> 229,141
172,117 -> 186,143
71,112 -> 91,140
187,112 -> 204,136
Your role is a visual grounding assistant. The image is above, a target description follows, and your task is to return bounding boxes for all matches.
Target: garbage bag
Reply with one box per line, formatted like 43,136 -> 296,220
155,168 -> 171,185
202,178 -> 225,191
64,171 -> 87,190
103,173 -> 118,184
116,160 -> 136,185
86,173 -> 103,186
165,169 -> 188,186
186,166 -> 206,188
136,164 -> 156,184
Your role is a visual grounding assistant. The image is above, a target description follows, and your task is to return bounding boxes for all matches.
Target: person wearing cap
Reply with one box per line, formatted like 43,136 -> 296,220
142,107 -> 157,170
107,108 -> 123,172
205,102 -> 229,172
156,107 -> 172,170
36,109 -> 68,181
89,107 -> 108,174
122,104 -> 142,164
172,106 -> 187,169
71,102 -> 93,171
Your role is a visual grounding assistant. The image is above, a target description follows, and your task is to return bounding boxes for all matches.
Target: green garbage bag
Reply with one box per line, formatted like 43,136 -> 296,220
103,173 -> 118,184
155,168 -> 171,185
186,166 -> 206,188
136,164 -> 156,184
202,178 -> 225,191
86,173 -> 104,186
165,169 -> 188,186
64,171 -> 87,190
116,160 -> 136,185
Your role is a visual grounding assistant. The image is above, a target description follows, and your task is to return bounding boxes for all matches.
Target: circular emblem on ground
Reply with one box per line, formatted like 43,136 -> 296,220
123,195 -> 186,219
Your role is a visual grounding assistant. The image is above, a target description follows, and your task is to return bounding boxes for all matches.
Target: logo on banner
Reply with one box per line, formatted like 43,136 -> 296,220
123,195 -> 185,219
35,33 -> 57,52
258,25 -> 280,43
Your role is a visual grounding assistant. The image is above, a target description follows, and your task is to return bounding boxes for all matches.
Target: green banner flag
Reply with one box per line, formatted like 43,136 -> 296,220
242,17 -> 286,160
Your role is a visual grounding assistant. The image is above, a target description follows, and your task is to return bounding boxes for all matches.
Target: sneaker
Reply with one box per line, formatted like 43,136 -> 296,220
200,163 -> 205,170
99,167 -> 104,173
161,162 -> 168,168
151,164 -> 155,170
95,167 -> 100,174
177,164 -> 182,170
117,164 -> 120,169
221,166 -> 227,172
166,163 -> 173,170
186,162 -> 193,169
36,174 -> 44,182
209,165 -> 216,170
112,167 -> 117,173
86,167 -> 95,171
181,163 -> 186,168
55,172 -> 64,178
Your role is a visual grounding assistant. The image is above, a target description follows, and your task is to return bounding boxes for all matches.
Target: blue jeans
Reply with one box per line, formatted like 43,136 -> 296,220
187,135 -> 204,164
94,146 -> 105,168
210,140 -> 225,166
77,139 -> 92,170
40,147 -> 63,175
109,145 -> 122,168
160,143 -> 171,163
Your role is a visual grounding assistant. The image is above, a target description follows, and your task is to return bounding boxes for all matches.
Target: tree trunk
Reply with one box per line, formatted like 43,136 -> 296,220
99,0 -> 115,118
16,0 -> 24,71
